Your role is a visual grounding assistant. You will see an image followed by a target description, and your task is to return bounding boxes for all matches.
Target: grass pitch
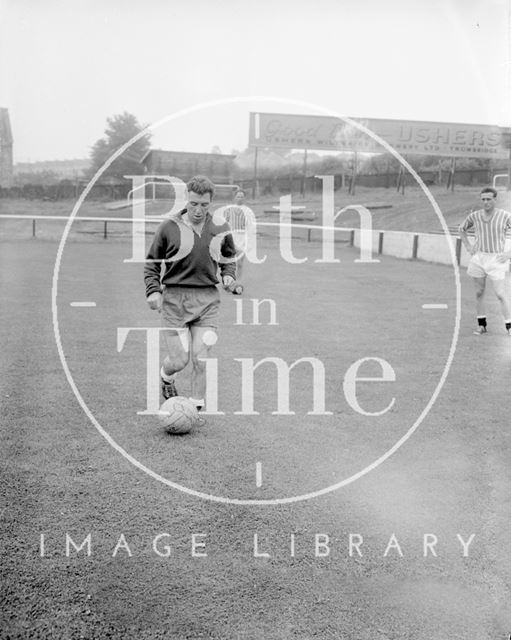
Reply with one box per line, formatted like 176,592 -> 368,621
2,214 -> 511,638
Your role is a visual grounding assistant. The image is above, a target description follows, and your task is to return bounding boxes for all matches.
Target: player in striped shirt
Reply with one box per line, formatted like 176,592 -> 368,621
225,189 -> 256,282
459,187 -> 511,335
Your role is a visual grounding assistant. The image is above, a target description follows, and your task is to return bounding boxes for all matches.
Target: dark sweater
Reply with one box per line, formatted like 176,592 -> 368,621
144,209 -> 237,297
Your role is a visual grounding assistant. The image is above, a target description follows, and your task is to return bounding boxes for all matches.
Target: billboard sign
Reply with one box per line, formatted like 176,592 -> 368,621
249,112 -> 510,159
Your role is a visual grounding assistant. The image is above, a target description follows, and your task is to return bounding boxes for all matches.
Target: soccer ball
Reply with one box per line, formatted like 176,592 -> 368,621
158,396 -> 199,435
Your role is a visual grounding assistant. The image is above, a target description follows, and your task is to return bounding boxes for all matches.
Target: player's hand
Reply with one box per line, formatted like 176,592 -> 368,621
468,244 -> 478,256
222,276 -> 235,290
147,291 -> 162,311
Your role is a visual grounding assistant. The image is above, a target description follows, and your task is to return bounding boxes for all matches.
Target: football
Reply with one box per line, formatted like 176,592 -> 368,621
158,396 -> 199,435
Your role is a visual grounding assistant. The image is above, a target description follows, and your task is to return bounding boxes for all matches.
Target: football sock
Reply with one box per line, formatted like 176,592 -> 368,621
160,367 -> 174,383
477,316 -> 487,328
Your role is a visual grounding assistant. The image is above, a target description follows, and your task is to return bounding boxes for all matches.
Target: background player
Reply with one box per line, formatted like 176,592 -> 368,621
459,186 -> 511,335
144,175 -> 237,415
222,188 -> 256,283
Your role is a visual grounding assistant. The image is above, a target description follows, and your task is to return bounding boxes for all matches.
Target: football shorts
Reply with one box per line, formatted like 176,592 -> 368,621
161,285 -> 220,329
467,252 -> 509,280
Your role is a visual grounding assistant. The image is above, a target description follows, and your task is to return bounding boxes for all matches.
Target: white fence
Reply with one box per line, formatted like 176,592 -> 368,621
2,213 -> 508,269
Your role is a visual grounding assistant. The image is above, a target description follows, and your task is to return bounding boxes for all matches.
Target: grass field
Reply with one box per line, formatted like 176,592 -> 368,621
2,196 -> 511,638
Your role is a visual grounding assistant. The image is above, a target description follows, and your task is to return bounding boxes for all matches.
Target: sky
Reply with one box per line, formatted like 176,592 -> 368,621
0,0 -> 510,162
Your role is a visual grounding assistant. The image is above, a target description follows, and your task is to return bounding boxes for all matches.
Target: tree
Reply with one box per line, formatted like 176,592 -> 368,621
89,112 -> 151,181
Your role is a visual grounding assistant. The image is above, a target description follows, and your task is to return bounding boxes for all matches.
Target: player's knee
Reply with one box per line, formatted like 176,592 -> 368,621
165,351 -> 189,371
176,355 -> 190,371
475,287 -> 485,299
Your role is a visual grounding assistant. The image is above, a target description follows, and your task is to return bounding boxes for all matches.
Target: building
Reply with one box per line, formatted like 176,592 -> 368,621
0,108 -> 13,188
13,158 -> 90,180
140,149 -> 236,185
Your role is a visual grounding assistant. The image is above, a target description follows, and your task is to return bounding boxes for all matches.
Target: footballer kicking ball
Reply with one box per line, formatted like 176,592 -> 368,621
158,396 -> 199,435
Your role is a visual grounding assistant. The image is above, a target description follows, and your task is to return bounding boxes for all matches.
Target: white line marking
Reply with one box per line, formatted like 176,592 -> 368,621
70,302 -> 97,307
422,304 -> 448,310
256,462 -> 262,487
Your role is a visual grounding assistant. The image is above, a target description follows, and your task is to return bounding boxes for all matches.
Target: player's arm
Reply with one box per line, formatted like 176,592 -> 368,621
144,225 -> 166,310
219,228 -> 237,287
497,215 -> 511,262
458,215 -> 476,255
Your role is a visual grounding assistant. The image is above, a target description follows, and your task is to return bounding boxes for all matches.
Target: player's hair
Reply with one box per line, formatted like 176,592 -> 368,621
187,175 -> 215,198
480,186 -> 497,198
235,189 -> 245,197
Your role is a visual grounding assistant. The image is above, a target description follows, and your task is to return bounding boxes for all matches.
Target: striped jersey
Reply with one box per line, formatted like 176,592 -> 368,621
221,205 -> 257,253
221,204 -> 256,233
459,208 -> 511,253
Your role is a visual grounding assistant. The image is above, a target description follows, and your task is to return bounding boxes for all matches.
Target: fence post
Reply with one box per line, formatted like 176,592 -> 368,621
378,231 -> 384,254
412,234 -> 419,259
104,220 -> 107,239
32,219 -> 36,237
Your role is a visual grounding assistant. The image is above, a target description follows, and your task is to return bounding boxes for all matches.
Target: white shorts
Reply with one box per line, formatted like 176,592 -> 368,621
232,231 -> 247,253
232,231 -> 256,260
467,252 -> 509,280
